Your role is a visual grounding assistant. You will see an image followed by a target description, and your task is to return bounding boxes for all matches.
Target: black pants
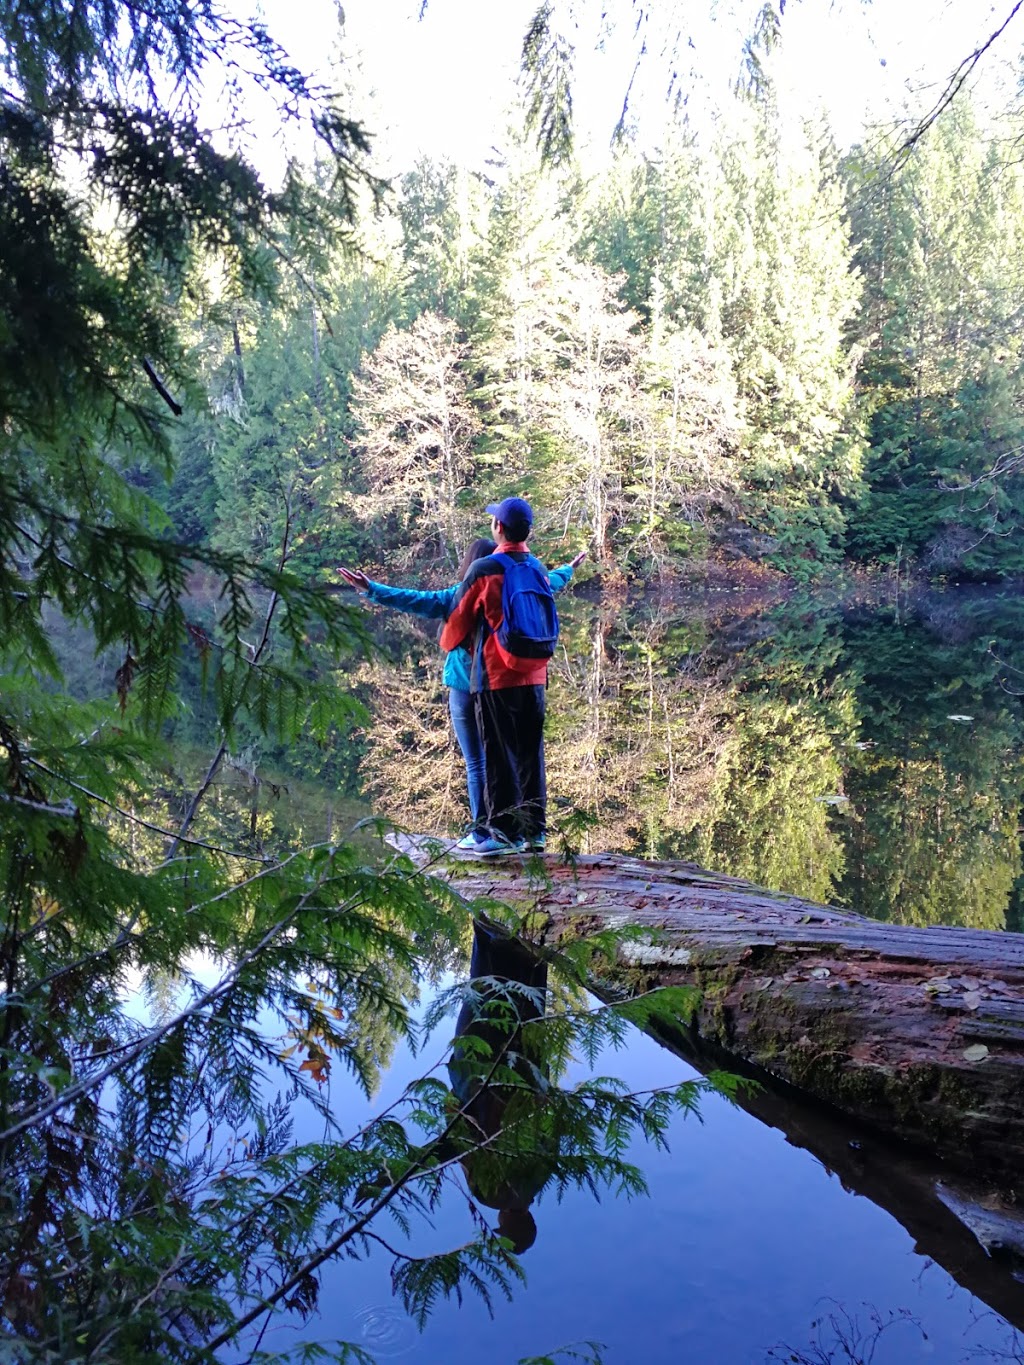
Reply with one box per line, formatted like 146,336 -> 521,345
475,685 -> 546,841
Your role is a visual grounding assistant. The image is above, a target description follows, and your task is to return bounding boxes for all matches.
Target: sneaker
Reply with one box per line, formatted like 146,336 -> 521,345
455,833 -> 483,851
525,835 -> 546,853
470,835 -> 527,857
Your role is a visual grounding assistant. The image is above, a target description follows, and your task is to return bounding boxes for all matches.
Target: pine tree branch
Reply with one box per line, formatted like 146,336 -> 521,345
195,1011 -> 529,1357
0,855 -> 342,1145
12,841 -> 335,1001
22,758 -> 271,864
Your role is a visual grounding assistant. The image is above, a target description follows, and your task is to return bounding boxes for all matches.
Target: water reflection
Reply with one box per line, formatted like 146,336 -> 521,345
357,588 -> 1024,929
645,1008 -> 1024,1338
447,919 -> 553,1255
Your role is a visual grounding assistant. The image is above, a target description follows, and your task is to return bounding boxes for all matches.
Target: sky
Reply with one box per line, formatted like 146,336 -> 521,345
234,0 -> 1024,180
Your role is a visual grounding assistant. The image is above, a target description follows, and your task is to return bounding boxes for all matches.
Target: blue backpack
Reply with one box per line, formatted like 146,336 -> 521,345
492,552 -> 559,660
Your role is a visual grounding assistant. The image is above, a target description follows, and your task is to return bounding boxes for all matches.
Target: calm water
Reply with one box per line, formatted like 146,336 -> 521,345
167,587 -> 1024,1361
253,981 -> 1024,1365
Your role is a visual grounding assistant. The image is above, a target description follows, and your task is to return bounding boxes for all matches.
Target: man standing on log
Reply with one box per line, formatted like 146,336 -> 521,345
440,497 -> 557,857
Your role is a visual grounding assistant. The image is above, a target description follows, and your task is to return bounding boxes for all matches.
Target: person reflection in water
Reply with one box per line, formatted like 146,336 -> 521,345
446,917 -> 555,1254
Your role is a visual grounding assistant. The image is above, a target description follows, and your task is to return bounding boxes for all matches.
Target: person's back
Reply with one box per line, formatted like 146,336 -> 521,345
338,536 -> 583,852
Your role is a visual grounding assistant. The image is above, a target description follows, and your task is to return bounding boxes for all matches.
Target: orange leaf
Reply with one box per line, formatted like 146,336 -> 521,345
299,1049 -> 330,1085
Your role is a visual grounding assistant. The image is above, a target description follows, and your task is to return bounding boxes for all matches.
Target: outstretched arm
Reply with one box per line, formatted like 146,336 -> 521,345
548,549 -> 588,593
337,567 -> 456,619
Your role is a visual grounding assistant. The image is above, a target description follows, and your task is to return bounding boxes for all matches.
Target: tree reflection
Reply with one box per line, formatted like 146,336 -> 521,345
837,611 -> 1023,929
356,590 -> 1024,930
765,1301 -> 927,1364
667,603 -> 853,902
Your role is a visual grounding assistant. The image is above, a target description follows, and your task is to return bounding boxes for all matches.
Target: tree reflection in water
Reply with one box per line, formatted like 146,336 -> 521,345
356,589 -> 1024,931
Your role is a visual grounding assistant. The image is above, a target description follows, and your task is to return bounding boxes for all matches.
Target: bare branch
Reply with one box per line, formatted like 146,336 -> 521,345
899,2 -> 1024,156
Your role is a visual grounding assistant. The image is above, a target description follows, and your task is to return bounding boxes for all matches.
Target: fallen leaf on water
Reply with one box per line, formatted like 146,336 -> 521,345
963,1044 -> 989,1062
962,992 -> 982,1010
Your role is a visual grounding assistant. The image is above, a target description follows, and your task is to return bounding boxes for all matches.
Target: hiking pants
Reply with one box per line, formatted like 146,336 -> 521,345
475,685 -> 546,842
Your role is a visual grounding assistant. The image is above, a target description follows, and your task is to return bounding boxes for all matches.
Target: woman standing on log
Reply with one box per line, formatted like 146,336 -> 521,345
338,541 -> 586,849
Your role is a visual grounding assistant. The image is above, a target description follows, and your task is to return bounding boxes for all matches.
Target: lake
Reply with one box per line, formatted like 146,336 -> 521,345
350,582 -> 1024,931
216,583 -> 1024,1364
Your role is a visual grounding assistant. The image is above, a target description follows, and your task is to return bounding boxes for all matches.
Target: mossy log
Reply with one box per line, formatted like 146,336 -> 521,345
394,839 -> 1024,1187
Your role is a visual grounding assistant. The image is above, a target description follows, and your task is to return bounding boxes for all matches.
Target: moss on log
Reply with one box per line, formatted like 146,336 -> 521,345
394,838 -> 1024,1188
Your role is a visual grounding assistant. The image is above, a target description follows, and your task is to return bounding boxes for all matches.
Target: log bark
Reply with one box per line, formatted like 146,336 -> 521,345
393,838 -> 1024,1188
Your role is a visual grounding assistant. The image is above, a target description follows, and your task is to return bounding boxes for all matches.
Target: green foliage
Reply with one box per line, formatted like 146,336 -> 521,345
518,1345 -> 605,1365
845,102 -> 1024,576
1,4 -> 743,1359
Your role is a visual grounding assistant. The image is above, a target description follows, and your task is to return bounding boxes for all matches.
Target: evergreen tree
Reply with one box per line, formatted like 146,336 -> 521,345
707,94 -> 864,572
396,159 -> 490,325
846,100 -> 1024,575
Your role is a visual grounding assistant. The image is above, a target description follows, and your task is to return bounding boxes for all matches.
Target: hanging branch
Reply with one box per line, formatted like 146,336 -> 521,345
899,2 -> 1024,156
163,491 -> 294,863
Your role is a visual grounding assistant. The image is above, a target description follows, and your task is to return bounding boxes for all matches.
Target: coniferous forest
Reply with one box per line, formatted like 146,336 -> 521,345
6,1 -> 1024,1362
165,58 -> 1024,584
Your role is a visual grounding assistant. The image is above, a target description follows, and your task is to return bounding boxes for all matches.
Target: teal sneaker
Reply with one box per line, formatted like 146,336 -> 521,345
525,835 -> 546,853
471,835 -> 527,857
455,833 -> 483,851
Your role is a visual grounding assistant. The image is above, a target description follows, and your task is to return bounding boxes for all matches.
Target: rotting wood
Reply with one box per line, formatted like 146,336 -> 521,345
390,836 -> 1024,1188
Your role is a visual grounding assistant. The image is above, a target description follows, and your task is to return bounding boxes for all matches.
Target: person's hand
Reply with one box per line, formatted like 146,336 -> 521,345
570,549 -> 589,570
337,567 -> 370,592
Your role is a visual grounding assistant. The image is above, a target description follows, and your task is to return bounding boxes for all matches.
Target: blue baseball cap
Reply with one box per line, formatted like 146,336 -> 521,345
485,496 -> 533,529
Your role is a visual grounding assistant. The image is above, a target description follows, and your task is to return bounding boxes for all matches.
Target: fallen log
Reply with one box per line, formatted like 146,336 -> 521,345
393,838 -> 1024,1188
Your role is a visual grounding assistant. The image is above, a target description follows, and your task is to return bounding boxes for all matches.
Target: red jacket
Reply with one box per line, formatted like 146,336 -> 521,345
439,544 -> 550,692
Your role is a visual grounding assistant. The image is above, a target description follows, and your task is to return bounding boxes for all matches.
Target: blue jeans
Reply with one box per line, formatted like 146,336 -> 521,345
449,688 -> 486,830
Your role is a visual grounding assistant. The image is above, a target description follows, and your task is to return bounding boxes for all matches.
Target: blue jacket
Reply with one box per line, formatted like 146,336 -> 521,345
365,563 -> 575,691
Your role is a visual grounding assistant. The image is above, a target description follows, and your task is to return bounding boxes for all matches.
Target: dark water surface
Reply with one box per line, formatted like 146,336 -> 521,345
289,587 -> 1024,1363
258,983 -> 1024,1365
